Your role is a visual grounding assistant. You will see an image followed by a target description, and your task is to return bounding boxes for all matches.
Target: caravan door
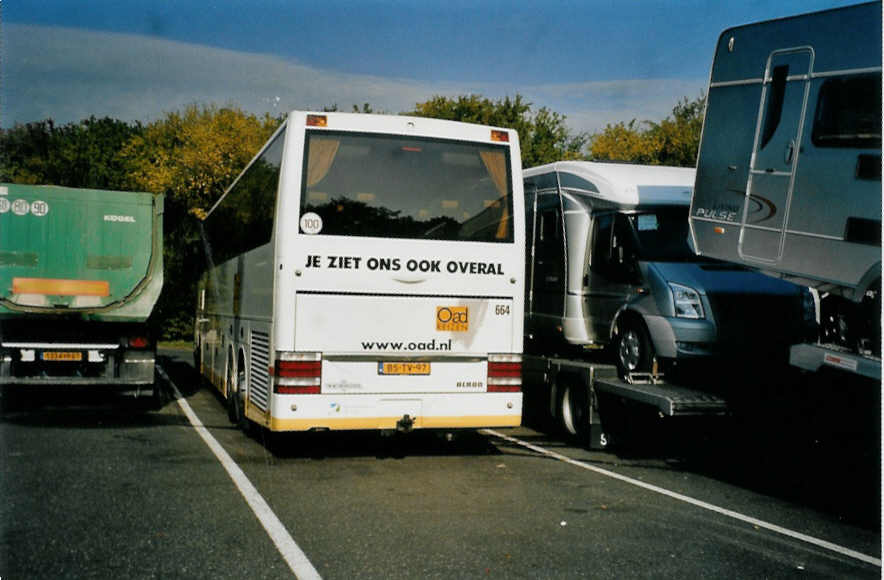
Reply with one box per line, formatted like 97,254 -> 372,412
739,48 -> 813,263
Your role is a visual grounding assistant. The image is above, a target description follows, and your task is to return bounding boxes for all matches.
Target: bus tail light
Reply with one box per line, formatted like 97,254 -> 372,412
487,354 -> 521,392
272,351 -> 321,394
127,336 -> 150,349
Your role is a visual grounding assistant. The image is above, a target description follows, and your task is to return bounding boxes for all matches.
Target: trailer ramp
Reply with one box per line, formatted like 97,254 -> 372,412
593,376 -> 729,417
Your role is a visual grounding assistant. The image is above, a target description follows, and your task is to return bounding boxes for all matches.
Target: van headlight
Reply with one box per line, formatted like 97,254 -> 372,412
669,283 -> 704,319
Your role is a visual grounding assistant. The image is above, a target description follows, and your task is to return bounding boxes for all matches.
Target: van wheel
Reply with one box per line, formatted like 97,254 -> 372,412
558,382 -> 588,441
616,319 -> 653,378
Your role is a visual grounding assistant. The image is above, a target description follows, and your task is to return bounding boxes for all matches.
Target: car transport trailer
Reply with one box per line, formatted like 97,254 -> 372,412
523,355 -> 728,449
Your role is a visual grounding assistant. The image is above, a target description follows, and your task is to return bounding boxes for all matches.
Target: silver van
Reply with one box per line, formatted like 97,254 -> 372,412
523,161 -> 816,378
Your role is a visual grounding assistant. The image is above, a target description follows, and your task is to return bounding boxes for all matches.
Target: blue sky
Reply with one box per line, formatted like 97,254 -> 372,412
2,0 -> 865,134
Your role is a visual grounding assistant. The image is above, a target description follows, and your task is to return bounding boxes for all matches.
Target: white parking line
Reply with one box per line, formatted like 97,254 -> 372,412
482,429 -> 881,568
157,366 -> 322,580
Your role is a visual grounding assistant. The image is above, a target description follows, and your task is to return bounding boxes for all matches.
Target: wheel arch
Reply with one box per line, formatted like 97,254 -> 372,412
610,306 -> 645,341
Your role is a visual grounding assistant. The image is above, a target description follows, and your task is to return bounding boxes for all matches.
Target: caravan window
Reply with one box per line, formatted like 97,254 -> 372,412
812,74 -> 882,149
524,171 -> 559,192
558,172 -> 600,193
760,65 -> 788,149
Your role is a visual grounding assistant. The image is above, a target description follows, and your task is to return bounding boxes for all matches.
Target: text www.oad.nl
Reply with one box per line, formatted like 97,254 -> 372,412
361,339 -> 453,351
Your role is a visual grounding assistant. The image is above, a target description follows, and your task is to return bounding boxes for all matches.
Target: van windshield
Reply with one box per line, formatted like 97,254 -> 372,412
625,209 -> 703,262
300,130 -> 513,243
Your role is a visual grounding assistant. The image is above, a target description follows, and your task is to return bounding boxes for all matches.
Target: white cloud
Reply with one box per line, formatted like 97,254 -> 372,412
3,24 -> 705,135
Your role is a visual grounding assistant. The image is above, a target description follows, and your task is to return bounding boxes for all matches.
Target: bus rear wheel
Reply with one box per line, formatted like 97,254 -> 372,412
228,355 -> 251,433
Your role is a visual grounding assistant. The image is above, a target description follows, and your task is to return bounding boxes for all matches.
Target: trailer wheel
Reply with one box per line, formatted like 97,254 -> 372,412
558,381 -> 588,441
616,318 -> 653,378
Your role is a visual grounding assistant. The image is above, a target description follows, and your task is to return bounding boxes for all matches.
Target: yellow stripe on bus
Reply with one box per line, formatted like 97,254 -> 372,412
269,415 -> 521,432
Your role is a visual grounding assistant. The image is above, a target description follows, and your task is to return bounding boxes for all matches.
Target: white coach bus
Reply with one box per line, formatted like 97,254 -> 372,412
195,111 -> 524,434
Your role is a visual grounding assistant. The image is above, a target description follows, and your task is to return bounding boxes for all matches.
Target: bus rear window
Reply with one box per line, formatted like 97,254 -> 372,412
300,131 -> 514,243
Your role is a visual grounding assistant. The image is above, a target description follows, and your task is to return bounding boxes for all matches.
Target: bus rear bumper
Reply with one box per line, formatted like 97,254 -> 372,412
266,392 -> 522,432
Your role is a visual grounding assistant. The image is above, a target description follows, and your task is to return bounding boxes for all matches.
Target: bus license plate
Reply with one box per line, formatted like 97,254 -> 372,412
378,362 -> 430,376
42,351 -> 83,362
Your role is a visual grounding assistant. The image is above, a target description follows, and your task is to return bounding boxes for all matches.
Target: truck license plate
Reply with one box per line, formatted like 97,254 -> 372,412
42,351 -> 83,362
378,362 -> 430,375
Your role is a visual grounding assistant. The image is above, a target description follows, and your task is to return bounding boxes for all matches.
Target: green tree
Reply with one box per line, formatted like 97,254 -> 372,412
588,95 -> 705,167
0,117 -> 143,189
409,94 -> 587,167
122,104 -> 280,340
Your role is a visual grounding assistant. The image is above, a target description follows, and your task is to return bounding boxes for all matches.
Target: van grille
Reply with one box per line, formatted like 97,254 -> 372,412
249,331 -> 270,411
707,293 -> 801,346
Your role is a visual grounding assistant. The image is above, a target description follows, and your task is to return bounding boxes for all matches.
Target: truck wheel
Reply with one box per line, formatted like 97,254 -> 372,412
616,319 -> 653,378
558,382 -> 588,441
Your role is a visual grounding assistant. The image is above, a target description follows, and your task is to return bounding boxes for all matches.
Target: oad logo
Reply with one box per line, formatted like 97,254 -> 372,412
436,306 -> 469,332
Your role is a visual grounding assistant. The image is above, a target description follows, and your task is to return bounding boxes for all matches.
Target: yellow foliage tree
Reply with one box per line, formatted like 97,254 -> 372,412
588,95 -> 705,167
123,104 -> 279,213
588,119 -> 664,165
120,104 -> 280,339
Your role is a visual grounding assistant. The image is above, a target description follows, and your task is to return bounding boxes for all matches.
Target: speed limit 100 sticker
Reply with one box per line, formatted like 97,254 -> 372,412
299,212 -> 323,234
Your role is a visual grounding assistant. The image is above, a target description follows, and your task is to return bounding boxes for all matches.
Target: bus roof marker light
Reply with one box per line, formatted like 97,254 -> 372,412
306,114 -> 327,127
491,130 -> 509,142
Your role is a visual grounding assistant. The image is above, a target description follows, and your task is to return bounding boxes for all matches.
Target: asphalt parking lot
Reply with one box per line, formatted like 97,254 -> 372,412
1,348 -> 879,578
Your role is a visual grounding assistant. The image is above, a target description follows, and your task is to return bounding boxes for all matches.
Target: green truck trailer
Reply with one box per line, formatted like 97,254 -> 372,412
0,184 -> 163,395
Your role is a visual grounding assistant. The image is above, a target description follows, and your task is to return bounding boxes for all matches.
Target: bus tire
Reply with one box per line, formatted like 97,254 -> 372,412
228,352 -> 251,433
226,355 -> 237,423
